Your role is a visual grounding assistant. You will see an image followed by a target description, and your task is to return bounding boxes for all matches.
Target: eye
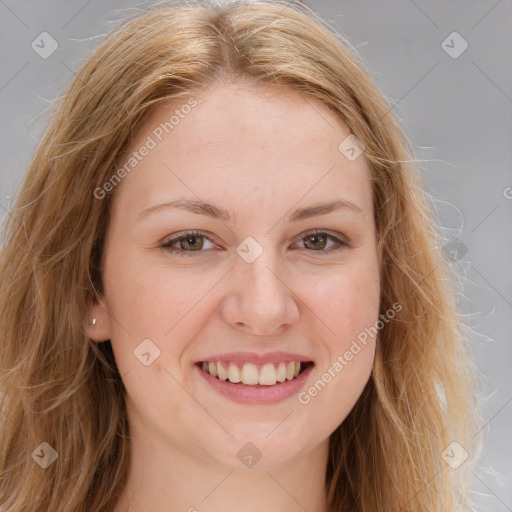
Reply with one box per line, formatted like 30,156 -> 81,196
294,230 -> 349,255
161,229 -> 349,258
160,230 -> 216,257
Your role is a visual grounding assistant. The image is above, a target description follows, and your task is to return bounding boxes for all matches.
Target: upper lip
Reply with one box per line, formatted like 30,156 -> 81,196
195,351 -> 313,365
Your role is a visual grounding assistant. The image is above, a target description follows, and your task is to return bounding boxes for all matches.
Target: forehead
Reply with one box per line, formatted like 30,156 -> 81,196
112,82 -> 373,222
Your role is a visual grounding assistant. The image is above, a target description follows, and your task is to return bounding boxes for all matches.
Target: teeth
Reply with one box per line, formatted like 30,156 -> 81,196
259,363 -> 277,385
241,363 -> 259,385
276,362 -> 287,382
227,364 -> 241,383
217,362 -> 228,381
286,362 -> 295,380
201,360 -> 306,386
208,361 -> 218,378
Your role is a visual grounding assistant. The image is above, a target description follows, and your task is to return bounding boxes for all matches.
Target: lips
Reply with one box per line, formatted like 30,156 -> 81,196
195,359 -> 315,404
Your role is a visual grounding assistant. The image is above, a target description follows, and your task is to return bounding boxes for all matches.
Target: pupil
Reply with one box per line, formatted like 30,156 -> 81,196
184,235 -> 201,250
307,234 -> 325,250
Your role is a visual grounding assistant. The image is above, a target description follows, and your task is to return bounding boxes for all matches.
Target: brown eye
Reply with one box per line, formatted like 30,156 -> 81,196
296,230 -> 348,254
179,234 -> 204,251
161,231 -> 215,257
303,233 -> 328,250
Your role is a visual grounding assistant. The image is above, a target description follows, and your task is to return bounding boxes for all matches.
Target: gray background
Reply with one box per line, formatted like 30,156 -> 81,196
1,0 -> 510,510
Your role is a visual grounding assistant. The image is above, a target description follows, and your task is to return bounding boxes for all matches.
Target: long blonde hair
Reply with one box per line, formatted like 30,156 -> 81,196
0,1 -> 482,510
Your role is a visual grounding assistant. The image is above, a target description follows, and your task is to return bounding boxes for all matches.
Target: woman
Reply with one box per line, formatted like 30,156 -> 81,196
0,1 -> 482,511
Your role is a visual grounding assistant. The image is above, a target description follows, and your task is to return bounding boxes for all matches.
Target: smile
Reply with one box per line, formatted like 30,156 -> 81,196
199,360 -> 313,386
195,359 -> 315,404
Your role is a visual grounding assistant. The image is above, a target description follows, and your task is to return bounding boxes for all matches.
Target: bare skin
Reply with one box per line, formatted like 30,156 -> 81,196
88,81 -> 380,512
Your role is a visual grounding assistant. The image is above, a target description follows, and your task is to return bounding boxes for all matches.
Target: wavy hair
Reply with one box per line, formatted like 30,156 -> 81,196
0,1 -> 482,510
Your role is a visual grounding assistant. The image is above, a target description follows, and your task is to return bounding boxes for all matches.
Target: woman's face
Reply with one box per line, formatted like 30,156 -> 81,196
89,82 -> 380,470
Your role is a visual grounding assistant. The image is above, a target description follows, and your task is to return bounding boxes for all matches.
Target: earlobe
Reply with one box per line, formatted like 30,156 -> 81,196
86,301 -> 111,342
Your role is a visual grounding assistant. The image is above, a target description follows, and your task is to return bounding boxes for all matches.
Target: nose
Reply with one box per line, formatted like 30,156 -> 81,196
220,245 -> 300,336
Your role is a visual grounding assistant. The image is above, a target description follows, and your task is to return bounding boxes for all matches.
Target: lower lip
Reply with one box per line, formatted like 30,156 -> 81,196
195,363 -> 314,404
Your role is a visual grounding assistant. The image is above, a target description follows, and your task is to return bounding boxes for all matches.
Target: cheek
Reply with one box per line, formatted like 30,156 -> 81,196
102,258 -> 205,416
297,267 -> 379,433
304,261 -> 380,354
104,253 -> 201,337
102,253 -> 226,384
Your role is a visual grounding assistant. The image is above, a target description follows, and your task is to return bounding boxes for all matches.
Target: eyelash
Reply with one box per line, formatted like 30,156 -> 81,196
160,230 -> 349,258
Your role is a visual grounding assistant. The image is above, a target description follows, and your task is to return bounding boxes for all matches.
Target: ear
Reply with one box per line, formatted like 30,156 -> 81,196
86,298 -> 112,343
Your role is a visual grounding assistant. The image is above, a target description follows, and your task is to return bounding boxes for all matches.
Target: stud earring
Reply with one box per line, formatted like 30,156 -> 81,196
92,318 -> 97,327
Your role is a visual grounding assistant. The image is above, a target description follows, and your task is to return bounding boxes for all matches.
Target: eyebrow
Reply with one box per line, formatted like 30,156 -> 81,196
137,198 -> 364,223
